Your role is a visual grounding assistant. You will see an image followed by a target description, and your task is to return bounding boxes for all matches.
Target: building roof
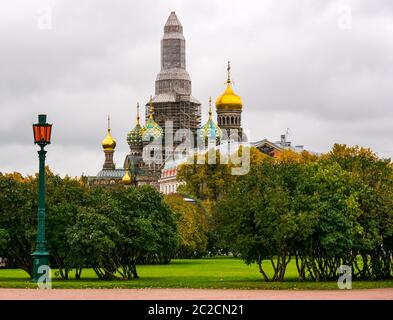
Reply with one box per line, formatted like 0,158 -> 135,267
252,139 -> 284,152
164,11 -> 183,32
96,169 -> 126,178
151,92 -> 200,105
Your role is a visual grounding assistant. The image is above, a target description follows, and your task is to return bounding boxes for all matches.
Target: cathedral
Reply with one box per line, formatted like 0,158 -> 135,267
90,12 -> 306,191
90,12 -> 244,188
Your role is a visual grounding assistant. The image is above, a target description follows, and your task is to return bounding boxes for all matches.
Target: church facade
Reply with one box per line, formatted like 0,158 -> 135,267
89,11 -> 306,190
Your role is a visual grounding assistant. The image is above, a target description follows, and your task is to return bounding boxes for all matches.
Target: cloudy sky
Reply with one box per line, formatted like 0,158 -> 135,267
1,0 -> 392,177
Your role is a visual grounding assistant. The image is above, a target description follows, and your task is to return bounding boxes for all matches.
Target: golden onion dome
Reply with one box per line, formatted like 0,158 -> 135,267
121,169 -> 132,185
102,116 -> 117,151
200,97 -> 222,143
216,62 -> 243,111
142,96 -> 163,141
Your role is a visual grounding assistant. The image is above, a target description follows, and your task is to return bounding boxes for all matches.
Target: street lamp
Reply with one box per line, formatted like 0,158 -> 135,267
32,114 -> 52,282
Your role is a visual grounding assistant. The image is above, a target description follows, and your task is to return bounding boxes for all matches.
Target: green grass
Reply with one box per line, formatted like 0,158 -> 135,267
0,258 -> 392,290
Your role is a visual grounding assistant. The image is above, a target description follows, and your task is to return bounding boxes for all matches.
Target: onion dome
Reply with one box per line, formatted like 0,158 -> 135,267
102,116 -> 117,151
121,166 -> 132,185
200,97 -> 222,143
216,61 -> 243,111
141,96 -> 163,141
127,103 -> 143,147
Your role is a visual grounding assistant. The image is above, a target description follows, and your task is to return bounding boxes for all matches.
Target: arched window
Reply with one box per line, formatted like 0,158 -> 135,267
227,116 -> 230,125
231,117 -> 234,124
223,117 -> 226,125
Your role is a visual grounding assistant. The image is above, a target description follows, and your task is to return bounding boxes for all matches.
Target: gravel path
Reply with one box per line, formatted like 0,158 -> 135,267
0,288 -> 392,300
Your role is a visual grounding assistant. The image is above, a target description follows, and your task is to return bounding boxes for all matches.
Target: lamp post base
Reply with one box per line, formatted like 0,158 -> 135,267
31,250 -> 50,283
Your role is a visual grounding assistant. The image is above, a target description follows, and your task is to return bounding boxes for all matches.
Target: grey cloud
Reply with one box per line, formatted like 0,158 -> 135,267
1,0 -> 392,176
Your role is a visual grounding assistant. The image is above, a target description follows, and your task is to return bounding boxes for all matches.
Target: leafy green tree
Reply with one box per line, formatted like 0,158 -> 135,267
72,185 -> 178,280
0,174 -> 35,275
215,145 -> 393,282
0,228 -> 10,253
109,186 -> 178,271
214,158 -> 296,281
177,147 -> 267,202
214,155 -> 363,281
177,147 -> 268,255
45,173 -> 89,279
66,206 -> 120,280
299,163 -> 362,281
322,144 -> 393,279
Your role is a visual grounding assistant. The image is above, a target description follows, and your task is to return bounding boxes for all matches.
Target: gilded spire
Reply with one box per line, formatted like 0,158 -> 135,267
227,61 -> 231,84
216,62 -> 243,111
208,96 -> 212,119
149,95 -> 154,119
136,102 -> 140,125
107,115 -> 111,132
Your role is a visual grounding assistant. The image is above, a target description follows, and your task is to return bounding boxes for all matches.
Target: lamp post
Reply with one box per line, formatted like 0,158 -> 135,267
32,114 -> 52,282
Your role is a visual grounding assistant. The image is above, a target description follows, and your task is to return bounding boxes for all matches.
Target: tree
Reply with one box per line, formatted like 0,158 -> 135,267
66,206 -> 120,280
214,158 -> 298,281
164,194 -> 208,257
214,144 -> 393,282
109,185 -> 178,270
0,174 -> 36,275
45,173 -> 89,279
298,162 -> 362,281
177,147 -> 268,256
177,147 -> 267,202
73,185 -> 179,280
0,228 -> 10,253
322,144 -> 393,279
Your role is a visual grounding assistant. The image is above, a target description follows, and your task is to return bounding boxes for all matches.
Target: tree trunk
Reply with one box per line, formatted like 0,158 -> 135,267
256,257 -> 270,282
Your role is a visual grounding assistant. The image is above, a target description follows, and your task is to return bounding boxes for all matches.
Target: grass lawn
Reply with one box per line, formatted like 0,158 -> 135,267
0,257 -> 392,290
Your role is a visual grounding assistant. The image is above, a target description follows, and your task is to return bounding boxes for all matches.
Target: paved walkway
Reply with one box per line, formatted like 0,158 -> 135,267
0,288 -> 392,300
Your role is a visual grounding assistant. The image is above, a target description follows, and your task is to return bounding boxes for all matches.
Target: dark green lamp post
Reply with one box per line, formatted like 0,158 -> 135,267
31,114 -> 52,282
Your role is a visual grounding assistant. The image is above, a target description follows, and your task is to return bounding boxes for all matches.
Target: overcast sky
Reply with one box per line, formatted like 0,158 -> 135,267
1,0 -> 392,177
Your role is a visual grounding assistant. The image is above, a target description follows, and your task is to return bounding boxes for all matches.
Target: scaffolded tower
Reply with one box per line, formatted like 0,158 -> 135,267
147,11 -> 201,156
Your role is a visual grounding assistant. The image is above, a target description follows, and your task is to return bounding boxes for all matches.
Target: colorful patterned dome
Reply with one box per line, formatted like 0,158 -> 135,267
216,62 -> 243,111
127,103 -> 143,147
200,97 -> 222,143
142,96 -> 163,141
102,116 -> 117,151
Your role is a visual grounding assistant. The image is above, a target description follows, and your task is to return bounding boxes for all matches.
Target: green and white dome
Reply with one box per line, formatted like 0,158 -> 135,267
142,96 -> 163,141
199,98 -> 221,144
